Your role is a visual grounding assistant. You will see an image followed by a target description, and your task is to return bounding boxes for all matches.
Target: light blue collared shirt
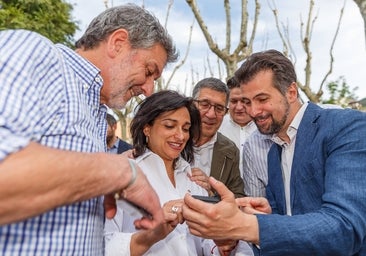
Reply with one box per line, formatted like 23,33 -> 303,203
0,30 -> 107,255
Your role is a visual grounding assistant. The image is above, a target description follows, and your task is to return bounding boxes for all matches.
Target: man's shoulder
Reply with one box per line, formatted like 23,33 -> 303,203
305,102 -> 365,128
215,132 -> 239,152
1,29 -> 52,44
117,138 -> 132,153
1,30 -> 58,60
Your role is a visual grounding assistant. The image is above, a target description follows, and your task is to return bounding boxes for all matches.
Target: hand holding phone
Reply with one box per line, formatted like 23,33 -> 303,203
192,195 -> 220,204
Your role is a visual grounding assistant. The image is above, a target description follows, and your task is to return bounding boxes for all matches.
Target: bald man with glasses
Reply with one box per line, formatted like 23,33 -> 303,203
189,77 -> 245,198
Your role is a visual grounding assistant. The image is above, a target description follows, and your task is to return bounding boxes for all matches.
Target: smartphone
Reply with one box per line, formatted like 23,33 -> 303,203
118,199 -> 152,219
192,195 -> 220,204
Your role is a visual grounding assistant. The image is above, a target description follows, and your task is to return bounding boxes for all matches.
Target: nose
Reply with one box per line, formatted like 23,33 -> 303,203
141,77 -> 155,97
175,128 -> 185,140
246,102 -> 261,118
205,105 -> 217,118
235,101 -> 245,110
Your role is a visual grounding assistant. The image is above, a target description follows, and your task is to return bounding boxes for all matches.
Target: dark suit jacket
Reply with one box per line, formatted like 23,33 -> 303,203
117,139 -> 132,154
258,102 -> 366,255
211,132 -> 245,198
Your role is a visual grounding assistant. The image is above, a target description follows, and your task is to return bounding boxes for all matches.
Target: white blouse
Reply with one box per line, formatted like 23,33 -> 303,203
104,151 -> 254,256
104,151 -> 209,256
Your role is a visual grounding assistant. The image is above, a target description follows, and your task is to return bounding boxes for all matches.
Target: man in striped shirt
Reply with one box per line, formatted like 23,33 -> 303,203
0,4 -> 178,255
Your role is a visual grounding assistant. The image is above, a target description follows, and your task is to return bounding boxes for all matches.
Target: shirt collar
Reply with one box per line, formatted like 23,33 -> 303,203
136,150 -> 191,175
195,132 -> 217,150
55,44 -> 103,92
271,102 -> 308,146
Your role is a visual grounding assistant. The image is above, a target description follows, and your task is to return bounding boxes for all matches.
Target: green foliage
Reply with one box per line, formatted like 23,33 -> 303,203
0,0 -> 79,48
322,76 -> 359,108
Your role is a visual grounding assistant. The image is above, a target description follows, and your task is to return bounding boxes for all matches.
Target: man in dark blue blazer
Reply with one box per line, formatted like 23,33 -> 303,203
106,114 -> 132,154
182,49 -> 366,255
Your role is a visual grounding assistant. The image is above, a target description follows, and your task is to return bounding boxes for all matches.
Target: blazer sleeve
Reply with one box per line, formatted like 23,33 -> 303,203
256,107 -> 366,255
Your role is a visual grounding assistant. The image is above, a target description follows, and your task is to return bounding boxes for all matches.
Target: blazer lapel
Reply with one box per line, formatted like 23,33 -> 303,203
290,102 -> 321,210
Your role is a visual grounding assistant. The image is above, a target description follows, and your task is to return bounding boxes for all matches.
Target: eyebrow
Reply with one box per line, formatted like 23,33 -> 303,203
161,118 -> 191,126
243,92 -> 270,100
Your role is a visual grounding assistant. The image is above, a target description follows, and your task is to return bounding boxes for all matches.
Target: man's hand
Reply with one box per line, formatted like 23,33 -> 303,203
104,162 -> 164,230
182,177 -> 242,240
235,196 -> 272,214
182,177 -> 260,244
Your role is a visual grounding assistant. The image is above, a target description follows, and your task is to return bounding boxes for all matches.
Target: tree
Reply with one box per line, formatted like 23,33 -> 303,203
0,0 -> 78,48
186,0 -> 346,103
271,0 -> 345,103
186,0 -> 260,80
322,76 -> 359,108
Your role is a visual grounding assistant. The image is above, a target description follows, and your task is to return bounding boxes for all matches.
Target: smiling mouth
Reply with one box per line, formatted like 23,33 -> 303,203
252,115 -> 268,125
168,142 -> 183,150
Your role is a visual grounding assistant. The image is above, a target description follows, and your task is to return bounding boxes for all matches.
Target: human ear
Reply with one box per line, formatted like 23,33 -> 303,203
106,28 -> 129,57
143,125 -> 151,137
287,82 -> 299,103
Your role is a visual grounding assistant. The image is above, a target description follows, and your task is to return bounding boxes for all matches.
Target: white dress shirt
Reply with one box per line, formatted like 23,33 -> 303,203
271,102 -> 308,216
192,133 -> 217,176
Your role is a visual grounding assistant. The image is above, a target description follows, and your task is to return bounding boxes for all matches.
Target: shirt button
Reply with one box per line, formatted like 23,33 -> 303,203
95,76 -> 102,83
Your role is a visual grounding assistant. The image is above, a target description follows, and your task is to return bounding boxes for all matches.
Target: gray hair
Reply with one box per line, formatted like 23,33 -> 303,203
75,4 -> 178,63
192,77 -> 230,105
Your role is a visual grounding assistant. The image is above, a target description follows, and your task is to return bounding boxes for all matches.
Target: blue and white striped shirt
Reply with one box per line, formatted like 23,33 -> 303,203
0,30 -> 107,255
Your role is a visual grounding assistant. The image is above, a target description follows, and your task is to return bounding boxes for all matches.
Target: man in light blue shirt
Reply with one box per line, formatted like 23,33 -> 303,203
0,4 -> 178,255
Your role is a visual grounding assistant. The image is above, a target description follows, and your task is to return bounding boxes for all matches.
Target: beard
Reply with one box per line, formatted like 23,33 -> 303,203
106,134 -> 114,145
255,100 -> 290,135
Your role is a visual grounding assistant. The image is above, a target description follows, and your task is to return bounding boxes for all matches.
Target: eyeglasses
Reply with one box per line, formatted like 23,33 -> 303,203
194,99 -> 228,116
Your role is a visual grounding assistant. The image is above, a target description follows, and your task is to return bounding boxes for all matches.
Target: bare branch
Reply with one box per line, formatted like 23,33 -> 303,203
269,0 -> 289,55
268,0 -> 296,64
165,19 -> 194,88
217,56 -> 223,80
186,0 -> 224,59
318,0 -> 345,96
164,0 -> 174,29
206,52 -> 214,77
103,0 -> 109,9
353,0 -> 366,47
245,0 -> 260,57
224,0 -> 231,53
300,0 -> 316,101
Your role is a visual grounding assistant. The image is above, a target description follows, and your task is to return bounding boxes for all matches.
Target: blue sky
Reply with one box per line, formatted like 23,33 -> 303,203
67,0 -> 366,100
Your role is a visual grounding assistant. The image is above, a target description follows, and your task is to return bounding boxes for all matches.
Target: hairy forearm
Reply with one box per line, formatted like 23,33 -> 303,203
0,142 -> 131,224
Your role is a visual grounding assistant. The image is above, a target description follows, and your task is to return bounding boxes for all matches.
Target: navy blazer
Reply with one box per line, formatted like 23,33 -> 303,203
117,139 -> 132,154
258,103 -> 366,255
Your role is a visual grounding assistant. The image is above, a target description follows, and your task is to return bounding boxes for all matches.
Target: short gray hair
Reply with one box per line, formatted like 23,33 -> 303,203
192,77 -> 230,105
75,4 -> 178,63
